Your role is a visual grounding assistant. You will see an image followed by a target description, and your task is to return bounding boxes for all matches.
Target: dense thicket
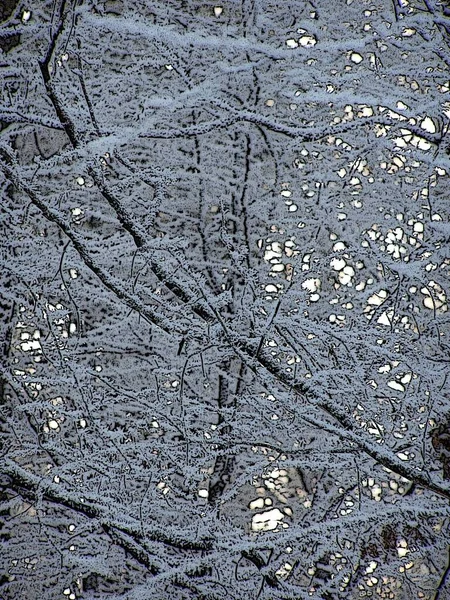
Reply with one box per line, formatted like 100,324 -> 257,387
1,1 -> 450,598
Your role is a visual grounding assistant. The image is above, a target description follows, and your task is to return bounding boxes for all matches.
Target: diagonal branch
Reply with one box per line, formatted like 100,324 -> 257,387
38,0 -> 79,148
4,147 -> 449,503
2,458 -> 213,554
0,152 -> 201,340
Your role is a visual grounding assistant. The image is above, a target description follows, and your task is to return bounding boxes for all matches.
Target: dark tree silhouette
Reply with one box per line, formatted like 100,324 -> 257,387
1,1 -> 450,599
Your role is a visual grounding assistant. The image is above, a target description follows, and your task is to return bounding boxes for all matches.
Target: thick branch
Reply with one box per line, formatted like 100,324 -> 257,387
2,458 -> 213,553
38,1 -> 79,148
0,153 -> 200,339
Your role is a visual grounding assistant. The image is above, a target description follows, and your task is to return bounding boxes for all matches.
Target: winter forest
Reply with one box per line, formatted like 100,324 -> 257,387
1,0 -> 450,598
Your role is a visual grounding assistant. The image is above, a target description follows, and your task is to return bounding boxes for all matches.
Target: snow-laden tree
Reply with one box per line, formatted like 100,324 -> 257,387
1,0 -> 450,598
